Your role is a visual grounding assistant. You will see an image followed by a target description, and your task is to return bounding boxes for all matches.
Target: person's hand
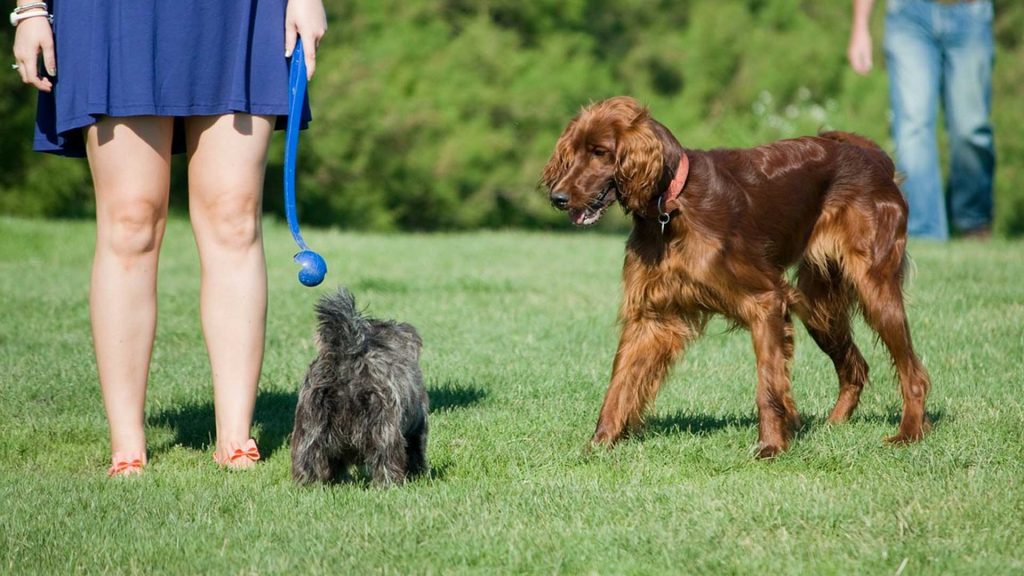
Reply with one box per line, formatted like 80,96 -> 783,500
285,0 -> 327,81
12,15 -> 56,92
847,27 -> 873,75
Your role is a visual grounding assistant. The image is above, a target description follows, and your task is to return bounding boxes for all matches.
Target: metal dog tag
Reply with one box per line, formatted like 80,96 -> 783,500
657,196 -> 670,235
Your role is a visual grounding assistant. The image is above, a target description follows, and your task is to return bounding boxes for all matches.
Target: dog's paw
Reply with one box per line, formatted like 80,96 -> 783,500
884,430 -> 924,445
589,428 -> 624,449
885,417 -> 930,445
754,442 -> 787,459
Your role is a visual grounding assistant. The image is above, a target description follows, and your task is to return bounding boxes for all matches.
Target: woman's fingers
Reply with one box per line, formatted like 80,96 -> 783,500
285,25 -> 297,58
284,0 -> 327,81
12,18 -> 55,92
302,31 -> 318,80
17,51 -> 50,92
42,36 -> 56,77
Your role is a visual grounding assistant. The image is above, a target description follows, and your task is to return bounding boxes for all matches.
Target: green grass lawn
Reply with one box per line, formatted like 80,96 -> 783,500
1,215 -> 1022,575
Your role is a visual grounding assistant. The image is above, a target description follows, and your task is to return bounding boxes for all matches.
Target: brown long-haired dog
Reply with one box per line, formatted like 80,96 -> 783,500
541,96 -> 930,457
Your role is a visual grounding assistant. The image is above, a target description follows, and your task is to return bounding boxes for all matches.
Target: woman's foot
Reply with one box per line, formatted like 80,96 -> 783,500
213,438 -> 261,469
108,451 -> 147,477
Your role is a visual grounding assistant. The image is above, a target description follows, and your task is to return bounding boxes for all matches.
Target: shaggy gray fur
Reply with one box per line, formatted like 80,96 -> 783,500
291,288 -> 429,486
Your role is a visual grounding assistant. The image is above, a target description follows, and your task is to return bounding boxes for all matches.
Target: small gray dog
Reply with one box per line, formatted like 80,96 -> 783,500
291,288 -> 429,486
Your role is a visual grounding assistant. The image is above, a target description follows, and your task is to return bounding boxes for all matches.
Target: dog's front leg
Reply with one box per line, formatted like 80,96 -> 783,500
591,315 -> 692,446
748,295 -> 801,458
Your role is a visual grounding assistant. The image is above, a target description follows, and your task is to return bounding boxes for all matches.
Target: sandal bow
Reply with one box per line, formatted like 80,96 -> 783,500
214,439 -> 261,466
107,452 -> 146,477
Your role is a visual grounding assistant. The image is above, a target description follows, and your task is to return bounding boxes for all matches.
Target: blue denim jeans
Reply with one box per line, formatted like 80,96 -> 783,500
884,0 -> 995,240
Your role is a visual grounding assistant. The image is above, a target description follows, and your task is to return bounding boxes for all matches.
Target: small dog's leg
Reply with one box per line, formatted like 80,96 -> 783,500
404,415 -> 429,478
291,401 -> 336,484
292,437 -> 335,484
292,373 -> 343,484
749,295 -> 800,458
592,314 -> 693,446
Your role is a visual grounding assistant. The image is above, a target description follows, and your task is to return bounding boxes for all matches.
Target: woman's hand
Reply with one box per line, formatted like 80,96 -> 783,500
285,0 -> 327,81
12,15 -> 56,92
847,27 -> 874,75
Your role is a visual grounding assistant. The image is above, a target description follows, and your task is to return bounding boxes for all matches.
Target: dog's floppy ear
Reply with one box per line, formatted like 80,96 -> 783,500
541,117 -> 579,192
614,108 -> 664,214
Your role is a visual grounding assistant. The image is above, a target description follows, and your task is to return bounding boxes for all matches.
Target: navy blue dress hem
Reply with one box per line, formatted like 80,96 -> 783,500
34,0 -> 310,158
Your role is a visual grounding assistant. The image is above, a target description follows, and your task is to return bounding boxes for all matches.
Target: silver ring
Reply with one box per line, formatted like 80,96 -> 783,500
11,63 -> 20,70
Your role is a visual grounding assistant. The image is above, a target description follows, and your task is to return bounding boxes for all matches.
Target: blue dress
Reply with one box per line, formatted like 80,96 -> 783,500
34,0 -> 310,157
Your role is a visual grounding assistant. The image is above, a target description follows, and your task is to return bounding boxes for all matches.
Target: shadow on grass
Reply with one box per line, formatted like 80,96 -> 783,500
148,389 -> 297,458
645,411 -> 759,438
844,407 -> 946,428
148,381 -> 487,459
428,380 -> 487,412
644,407 -> 946,440
317,459 -> 452,489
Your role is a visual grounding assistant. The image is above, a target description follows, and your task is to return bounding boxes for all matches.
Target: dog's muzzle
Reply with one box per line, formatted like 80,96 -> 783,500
567,183 -> 616,227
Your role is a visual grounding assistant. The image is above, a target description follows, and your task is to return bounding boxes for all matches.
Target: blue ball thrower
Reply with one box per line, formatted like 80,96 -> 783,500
284,39 -> 327,287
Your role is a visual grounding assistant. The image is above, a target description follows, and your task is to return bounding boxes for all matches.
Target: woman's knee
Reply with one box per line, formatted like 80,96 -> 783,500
194,192 -> 263,250
99,200 -> 166,258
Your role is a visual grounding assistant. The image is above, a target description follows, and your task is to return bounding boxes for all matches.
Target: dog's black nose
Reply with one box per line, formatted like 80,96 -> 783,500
550,191 -> 570,208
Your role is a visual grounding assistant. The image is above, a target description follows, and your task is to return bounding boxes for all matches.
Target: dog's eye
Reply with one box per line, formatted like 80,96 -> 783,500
592,147 -> 608,157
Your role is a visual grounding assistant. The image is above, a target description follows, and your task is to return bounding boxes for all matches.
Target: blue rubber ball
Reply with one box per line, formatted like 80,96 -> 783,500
295,250 -> 327,287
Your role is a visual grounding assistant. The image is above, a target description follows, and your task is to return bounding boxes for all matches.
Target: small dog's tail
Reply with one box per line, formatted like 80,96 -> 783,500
315,288 -> 369,358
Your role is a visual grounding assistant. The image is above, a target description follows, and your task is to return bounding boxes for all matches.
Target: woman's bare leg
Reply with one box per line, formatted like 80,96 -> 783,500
184,114 -> 274,468
85,116 -> 174,468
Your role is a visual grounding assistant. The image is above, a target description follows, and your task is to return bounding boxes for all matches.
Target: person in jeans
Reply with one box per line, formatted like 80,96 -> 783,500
847,0 -> 995,240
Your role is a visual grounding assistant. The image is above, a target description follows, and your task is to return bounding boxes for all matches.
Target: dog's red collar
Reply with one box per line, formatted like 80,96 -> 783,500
654,153 -> 689,234
665,153 -> 690,206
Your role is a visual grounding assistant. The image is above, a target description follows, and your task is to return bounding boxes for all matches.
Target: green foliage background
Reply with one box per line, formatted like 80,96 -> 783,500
1,0 -> 1022,233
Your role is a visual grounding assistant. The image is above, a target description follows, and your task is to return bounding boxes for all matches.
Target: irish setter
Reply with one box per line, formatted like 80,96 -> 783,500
541,96 -> 930,457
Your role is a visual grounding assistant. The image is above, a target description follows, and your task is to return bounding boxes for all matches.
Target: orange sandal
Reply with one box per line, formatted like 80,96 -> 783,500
213,438 -> 261,467
107,452 -> 146,477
